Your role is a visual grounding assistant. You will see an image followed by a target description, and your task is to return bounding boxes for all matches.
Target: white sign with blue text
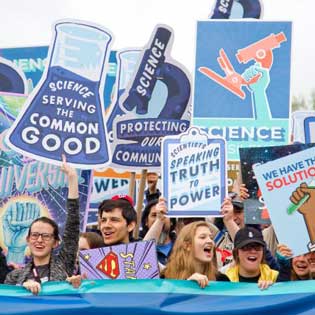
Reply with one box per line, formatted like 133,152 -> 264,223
162,127 -> 226,217
254,146 -> 315,255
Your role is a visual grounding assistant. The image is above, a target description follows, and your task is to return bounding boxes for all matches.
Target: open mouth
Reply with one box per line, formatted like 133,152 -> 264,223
203,245 -> 213,256
34,244 -> 45,250
247,256 -> 258,262
295,263 -> 308,271
103,231 -> 114,238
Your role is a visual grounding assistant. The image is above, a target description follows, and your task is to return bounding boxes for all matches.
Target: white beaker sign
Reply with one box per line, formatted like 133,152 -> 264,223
6,20 -> 114,169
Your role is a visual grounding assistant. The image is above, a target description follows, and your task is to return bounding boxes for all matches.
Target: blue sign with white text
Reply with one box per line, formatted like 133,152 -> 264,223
110,25 -> 191,170
6,20 -> 114,169
194,21 -> 291,160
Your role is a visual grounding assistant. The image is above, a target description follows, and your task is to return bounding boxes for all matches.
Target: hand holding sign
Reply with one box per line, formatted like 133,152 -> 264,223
155,197 -> 168,222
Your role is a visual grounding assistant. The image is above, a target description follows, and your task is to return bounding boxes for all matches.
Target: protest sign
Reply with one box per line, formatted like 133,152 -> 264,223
88,176 -> 131,225
240,143 -> 315,225
227,160 -> 240,192
0,57 -> 29,95
0,46 -> 48,91
194,21 -> 291,160
0,93 -> 92,264
210,0 -> 263,19
6,20 -> 114,169
79,240 -> 159,280
254,146 -> 315,255
162,127 -> 226,217
110,25 -> 191,170
291,111 -> 315,144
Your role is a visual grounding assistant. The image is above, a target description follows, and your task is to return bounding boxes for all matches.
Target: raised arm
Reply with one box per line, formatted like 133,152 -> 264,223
58,155 -> 80,276
143,197 -> 167,242
60,154 -> 79,199
221,197 -> 239,241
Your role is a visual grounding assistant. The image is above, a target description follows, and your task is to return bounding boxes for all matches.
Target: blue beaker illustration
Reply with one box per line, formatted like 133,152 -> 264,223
107,49 -> 140,142
6,21 -> 113,169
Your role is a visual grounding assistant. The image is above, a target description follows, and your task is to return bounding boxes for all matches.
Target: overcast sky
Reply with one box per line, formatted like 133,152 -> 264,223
0,0 -> 313,102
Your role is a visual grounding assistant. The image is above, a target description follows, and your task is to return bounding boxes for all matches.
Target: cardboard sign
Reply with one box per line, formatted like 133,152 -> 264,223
194,21 -> 292,160
109,25 -> 191,170
162,127 -> 226,217
79,240 -> 159,280
6,20 -> 114,169
254,146 -> 315,255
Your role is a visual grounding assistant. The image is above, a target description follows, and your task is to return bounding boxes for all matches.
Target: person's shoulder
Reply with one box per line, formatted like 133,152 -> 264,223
4,267 -> 24,284
216,272 -> 230,282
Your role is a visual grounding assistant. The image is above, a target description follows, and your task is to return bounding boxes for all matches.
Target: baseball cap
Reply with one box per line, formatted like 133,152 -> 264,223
234,226 -> 265,249
111,194 -> 134,207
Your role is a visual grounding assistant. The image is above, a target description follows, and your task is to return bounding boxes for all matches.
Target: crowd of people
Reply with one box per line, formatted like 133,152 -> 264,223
0,164 -> 314,295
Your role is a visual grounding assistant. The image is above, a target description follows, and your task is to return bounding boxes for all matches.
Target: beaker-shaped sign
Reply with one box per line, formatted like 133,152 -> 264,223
6,20 -> 113,169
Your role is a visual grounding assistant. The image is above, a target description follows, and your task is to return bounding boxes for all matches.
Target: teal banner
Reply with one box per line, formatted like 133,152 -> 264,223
0,279 -> 314,314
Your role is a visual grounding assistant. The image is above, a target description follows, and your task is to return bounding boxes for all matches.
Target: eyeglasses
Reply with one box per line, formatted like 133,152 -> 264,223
240,244 -> 263,251
30,232 -> 54,241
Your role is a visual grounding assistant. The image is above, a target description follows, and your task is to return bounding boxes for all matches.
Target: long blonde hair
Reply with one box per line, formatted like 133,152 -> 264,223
163,221 -> 217,280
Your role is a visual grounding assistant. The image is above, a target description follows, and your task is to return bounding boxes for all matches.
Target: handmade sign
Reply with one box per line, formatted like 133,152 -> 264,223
240,143 -> 315,225
109,25 -> 191,170
79,240 -> 159,280
254,146 -> 315,255
6,20 -> 114,169
162,127 -> 226,217
194,21 -> 292,160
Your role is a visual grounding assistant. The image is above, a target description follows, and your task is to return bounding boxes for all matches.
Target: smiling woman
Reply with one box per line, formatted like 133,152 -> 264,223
162,221 -> 229,288
4,155 -> 80,295
226,226 -> 279,290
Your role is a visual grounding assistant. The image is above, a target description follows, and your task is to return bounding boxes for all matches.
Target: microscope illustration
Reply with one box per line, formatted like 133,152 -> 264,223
199,32 -> 287,100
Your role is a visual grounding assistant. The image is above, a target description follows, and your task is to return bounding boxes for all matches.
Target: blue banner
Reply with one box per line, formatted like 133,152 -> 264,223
0,279 -> 315,314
